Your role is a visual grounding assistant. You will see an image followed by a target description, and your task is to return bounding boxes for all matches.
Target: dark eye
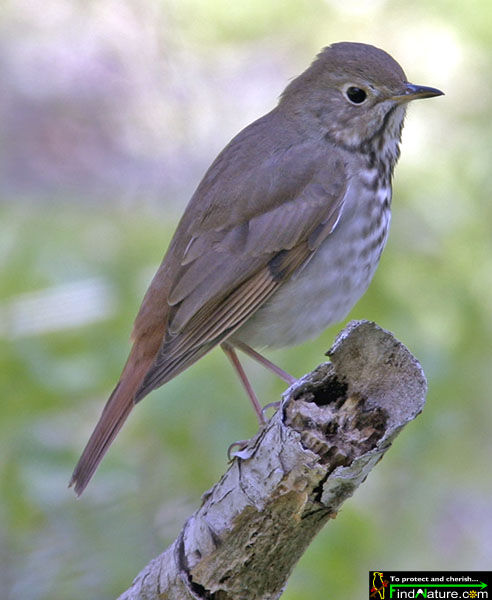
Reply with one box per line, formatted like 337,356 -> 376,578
346,87 -> 367,104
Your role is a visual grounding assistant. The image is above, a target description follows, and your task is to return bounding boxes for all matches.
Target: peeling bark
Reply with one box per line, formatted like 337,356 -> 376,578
118,320 -> 427,600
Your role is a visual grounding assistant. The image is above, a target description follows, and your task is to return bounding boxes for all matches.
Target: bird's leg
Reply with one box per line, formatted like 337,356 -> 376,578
221,342 -> 265,425
230,340 -> 297,385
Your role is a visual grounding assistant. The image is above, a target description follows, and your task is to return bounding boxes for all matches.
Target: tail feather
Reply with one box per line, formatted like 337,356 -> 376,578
69,353 -> 152,496
69,383 -> 134,496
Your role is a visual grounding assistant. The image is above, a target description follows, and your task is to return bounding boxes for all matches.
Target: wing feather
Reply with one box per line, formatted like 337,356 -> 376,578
132,109 -> 348,402
135,243 -> 312,400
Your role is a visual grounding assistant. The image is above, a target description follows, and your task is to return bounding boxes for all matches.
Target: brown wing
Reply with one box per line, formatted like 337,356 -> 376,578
134,128 -> 348,400
70,108 -> 347,495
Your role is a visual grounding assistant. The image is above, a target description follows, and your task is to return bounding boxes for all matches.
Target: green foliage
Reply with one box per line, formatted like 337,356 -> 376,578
1,1 -> 492,598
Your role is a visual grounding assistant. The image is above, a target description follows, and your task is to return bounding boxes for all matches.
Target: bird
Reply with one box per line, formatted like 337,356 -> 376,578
70,42 -> 443,495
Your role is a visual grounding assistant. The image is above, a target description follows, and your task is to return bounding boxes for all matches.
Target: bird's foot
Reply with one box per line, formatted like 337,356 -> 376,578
228,402 -> 281,461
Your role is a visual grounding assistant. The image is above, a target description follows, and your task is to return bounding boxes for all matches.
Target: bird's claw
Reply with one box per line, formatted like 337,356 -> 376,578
227,439 -> 251,461
262,401 -> 281,420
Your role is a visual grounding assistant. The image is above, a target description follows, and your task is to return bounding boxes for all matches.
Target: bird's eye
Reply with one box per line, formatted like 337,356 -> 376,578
346,87 -> 367,104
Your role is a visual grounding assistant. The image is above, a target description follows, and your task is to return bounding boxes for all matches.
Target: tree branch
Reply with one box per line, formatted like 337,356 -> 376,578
118,320 -> 427,600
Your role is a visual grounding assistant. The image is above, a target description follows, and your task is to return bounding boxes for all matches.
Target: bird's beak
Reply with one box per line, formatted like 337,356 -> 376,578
392,82 -> 444,103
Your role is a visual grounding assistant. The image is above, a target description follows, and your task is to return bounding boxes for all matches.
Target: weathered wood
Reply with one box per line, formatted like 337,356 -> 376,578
118,320 -> 427,600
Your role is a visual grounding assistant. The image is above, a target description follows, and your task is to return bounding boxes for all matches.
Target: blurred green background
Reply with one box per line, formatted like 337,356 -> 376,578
1,0 -> 491,598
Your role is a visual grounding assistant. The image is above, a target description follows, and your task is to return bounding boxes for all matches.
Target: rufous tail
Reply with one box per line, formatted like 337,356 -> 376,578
69,352 -> 151,496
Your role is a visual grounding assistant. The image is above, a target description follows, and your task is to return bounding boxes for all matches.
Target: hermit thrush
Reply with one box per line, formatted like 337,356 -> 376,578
70,42 -> 442,495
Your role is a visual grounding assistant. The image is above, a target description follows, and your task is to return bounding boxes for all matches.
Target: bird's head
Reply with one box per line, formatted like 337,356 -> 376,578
280,42 -> 443,150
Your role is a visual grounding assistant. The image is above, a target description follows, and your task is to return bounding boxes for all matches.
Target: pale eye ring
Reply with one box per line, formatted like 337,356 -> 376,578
345,86 -> 367,104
